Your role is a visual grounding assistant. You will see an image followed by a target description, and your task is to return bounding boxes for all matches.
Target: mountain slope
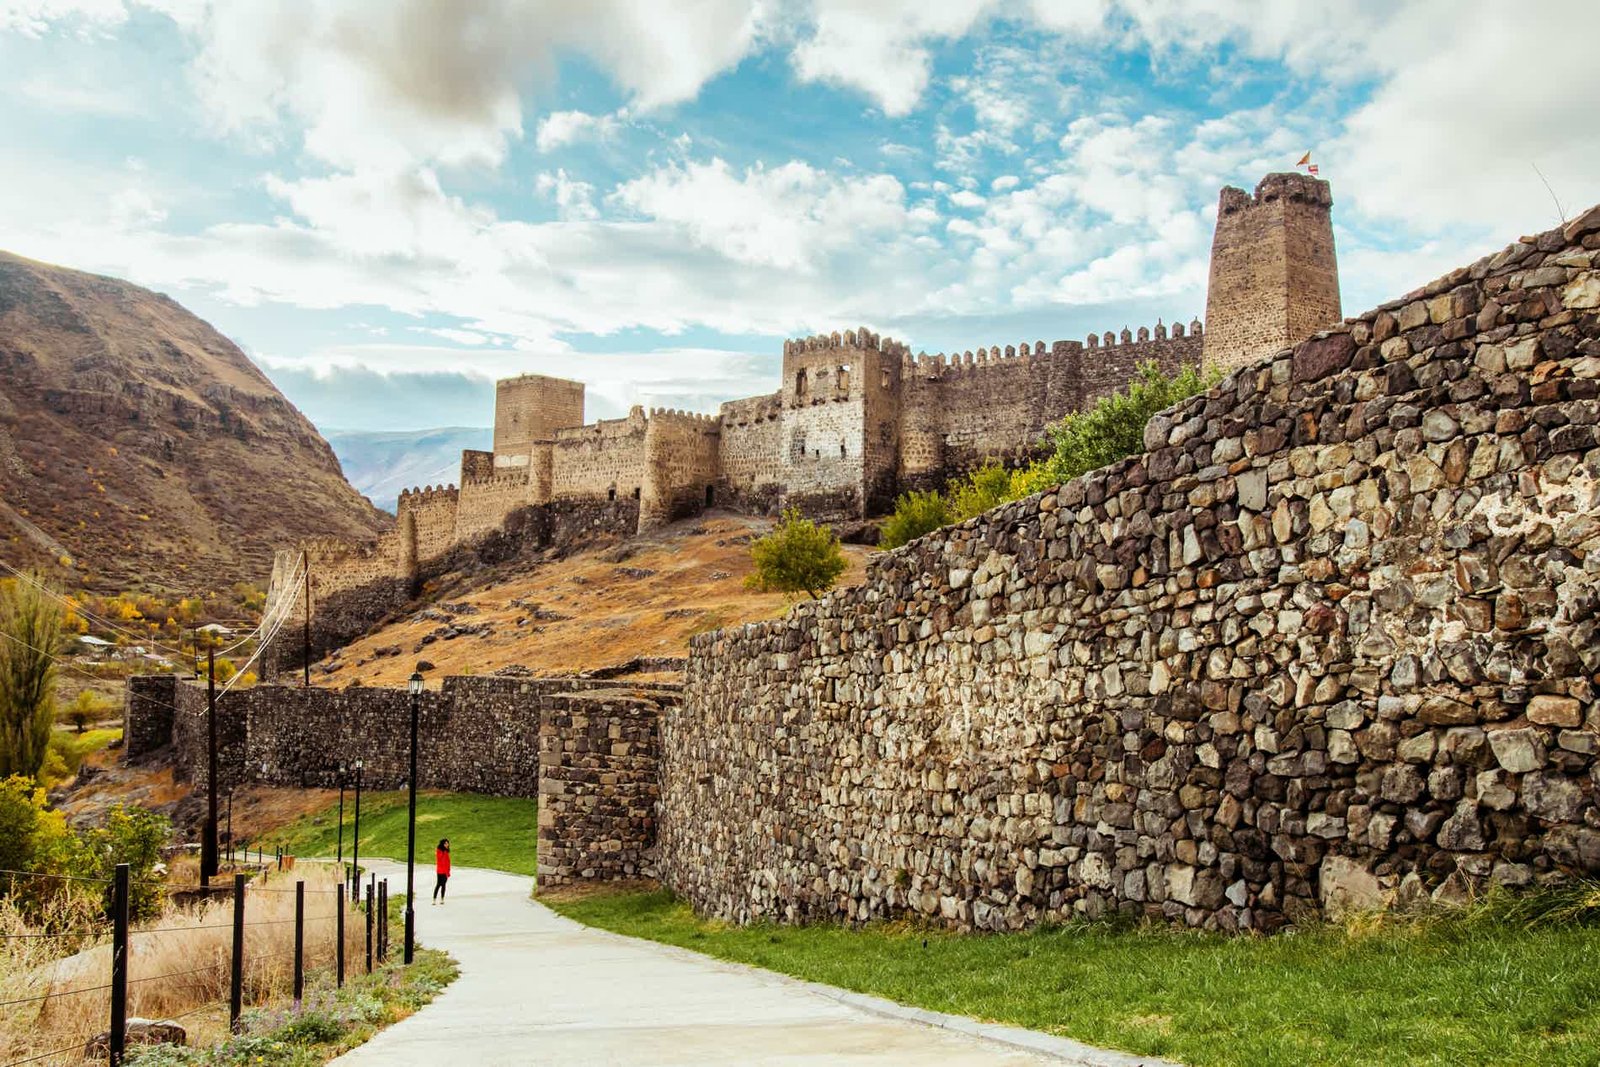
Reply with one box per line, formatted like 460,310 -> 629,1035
325,427 -> 490,513
0,251 -> 389,592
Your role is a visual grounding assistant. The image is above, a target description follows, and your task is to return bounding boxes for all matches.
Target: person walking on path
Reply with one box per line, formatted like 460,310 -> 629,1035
432,839 -> 451,904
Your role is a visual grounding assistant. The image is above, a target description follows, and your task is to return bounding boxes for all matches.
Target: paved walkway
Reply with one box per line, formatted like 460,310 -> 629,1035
334,861 -> 1170,1067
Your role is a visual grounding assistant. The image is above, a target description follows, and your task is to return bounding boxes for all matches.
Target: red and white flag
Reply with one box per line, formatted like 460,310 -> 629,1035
1297,152 -> 1319,176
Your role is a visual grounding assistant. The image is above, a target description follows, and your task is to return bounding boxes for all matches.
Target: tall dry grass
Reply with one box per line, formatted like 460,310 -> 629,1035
1,863 -> 368,1063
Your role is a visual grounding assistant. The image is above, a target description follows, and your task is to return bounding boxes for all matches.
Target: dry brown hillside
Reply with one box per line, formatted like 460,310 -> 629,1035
314,513 -> 874,686
0,251 -> 388,592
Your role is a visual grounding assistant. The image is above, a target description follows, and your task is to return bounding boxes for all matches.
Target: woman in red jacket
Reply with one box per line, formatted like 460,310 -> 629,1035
432,839 -> 451,904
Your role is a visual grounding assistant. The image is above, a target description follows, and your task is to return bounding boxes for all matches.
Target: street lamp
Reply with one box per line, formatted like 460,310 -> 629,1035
404,671 -> 423,965
350,759 -> 364,903
337,764 -> 347,865
201,638 -> 219,882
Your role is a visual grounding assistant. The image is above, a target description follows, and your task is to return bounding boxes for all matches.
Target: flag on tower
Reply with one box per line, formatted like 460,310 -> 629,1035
1297,152 -> 1319,176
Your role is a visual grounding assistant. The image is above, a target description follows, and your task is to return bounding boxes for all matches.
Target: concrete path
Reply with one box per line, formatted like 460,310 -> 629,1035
334,861 -> 1172,1067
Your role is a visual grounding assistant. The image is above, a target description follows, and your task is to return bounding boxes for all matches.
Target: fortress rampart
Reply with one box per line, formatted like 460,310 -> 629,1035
268,173 -> 1342,654
660,204 -> 1600,931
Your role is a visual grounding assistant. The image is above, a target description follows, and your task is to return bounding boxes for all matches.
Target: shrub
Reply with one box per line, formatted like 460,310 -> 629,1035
1041,360 -> 1210,484
878,490 -> 952,550
746,510 -> 848,600
947,462 -> 1017,522
0,574 -> 64,780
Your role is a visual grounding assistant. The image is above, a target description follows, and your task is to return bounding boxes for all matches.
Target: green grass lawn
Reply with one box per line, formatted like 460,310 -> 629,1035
547,887 -> 1600,1067
259,792 -> 537,877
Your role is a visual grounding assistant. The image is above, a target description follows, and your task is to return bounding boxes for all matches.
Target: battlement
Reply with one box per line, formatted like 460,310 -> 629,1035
397,484 -> 460,506
1085,317 -> 1204,347
1218,172 -> 1333,216
783,328 -> 911,358
646,407 -> 721,430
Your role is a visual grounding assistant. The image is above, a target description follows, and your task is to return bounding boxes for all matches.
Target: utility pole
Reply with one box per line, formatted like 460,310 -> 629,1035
201,641 -> 219,881
302,550 -> 311,688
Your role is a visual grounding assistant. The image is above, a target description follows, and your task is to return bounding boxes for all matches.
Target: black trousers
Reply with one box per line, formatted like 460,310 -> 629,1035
433,873 -> 449,900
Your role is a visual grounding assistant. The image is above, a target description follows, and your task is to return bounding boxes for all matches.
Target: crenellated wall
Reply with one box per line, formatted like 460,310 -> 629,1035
552,408 -> 649,502
269,173 -> 1347,661
659,204 -> 1600,933
641,410 -> 722,532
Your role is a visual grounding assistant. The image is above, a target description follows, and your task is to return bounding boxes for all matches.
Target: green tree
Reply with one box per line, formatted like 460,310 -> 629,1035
1041,361 -> 1210,484
878,490 -> 953,550
747,509 -> 849,599
73,805 -> 171,920
0,573 -> 64,781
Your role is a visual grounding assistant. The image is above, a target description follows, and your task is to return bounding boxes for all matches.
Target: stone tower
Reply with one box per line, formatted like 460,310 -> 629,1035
778,329 -> 905,520
1202,172 -> 1340,375
492,373 -> 585,467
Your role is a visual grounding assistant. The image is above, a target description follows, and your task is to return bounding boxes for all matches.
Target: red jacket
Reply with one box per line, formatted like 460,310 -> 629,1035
435,848 -> 451,876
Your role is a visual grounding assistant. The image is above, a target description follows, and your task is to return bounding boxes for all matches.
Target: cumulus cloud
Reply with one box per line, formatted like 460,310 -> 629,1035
534,109 -> 623,152
184,0 -> 762,173
613,158 -> 924,271
790,0 -> 994,115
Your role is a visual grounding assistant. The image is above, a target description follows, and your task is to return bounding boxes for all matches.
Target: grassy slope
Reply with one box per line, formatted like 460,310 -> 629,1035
548,888 -> 1600,1067
258,792 -> 537,877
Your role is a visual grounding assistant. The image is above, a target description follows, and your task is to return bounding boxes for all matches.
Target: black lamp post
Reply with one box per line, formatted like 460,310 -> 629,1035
350,759 -> 363,902
336,764 -> 347,864
404,671 -> 422,965
201,640 -> 219,882
225,789 -> 234,865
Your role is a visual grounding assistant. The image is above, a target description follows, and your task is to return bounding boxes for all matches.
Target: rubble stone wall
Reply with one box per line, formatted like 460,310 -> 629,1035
536,690 -> 669,888
660,207 -> 1600,932
152,674 -> 680,801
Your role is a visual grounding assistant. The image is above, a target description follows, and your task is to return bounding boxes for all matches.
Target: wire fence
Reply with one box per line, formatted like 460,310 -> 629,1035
0,860 -> 399,1067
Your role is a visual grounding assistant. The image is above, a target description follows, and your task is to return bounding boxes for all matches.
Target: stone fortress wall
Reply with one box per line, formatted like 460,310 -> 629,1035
265,173 -> 1335,682
126,672 -> 676,887
657,204 -> 1600,931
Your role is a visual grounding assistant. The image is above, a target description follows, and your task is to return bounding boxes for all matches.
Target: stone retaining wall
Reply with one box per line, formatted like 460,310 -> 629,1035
536,690 -> 668,888
659,206 -> 1600,932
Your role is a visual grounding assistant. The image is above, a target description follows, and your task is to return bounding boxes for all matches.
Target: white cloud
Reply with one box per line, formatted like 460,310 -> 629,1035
613,157 -> 923,271
790,0 -> 995,115
1332,0 -> 1600,238
184,0 -> 763,173
535,169 -> 600,221
534,109 -> 623,152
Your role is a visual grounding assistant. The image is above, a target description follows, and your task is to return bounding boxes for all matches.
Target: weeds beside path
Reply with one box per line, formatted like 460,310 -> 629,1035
547,886 -> 1600,1067
259,792 -> 536,876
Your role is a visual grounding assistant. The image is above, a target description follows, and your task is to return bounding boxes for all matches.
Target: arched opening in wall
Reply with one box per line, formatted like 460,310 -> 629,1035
837,364 -> 851,395
705,485 -> 714,508
839,442 -> 846,458
795,370 -> 808,398
608,487 -> 616,502
881,369 -> 891,390
633,486 -> 641,500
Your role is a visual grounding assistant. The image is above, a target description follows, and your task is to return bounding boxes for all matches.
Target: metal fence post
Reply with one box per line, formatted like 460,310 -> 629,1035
229,873 -> 245,1030
293,880 -> 305,1006
365,883 -> 374,974
109,863 -> 129,1067
378,880 -> 387,962
336,888 -> 346,989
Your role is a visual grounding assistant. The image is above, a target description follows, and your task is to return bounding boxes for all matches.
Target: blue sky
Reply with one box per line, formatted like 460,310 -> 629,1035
3,0 -> 1596,432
